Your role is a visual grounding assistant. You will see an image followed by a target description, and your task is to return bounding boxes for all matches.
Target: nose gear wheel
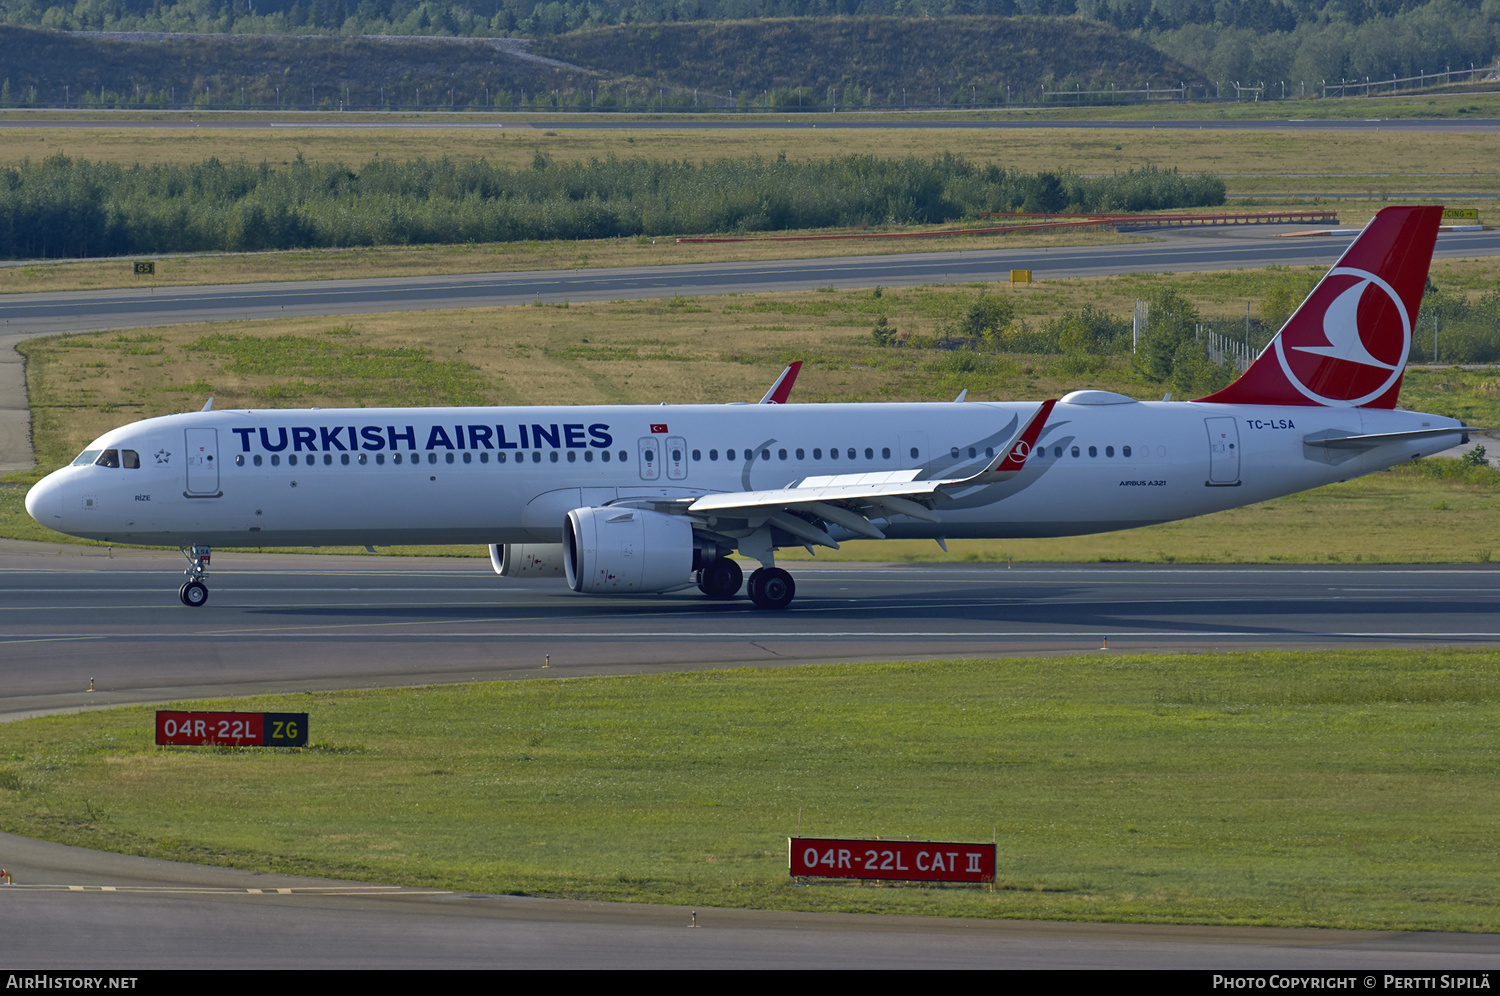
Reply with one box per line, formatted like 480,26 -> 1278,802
178,545 -> 212,608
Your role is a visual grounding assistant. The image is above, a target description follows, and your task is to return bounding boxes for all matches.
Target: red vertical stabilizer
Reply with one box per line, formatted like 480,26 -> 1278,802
1195,205 -> 1441,409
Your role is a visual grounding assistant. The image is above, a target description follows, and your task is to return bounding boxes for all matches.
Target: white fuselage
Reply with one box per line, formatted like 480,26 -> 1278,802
26,397 -> 1464,550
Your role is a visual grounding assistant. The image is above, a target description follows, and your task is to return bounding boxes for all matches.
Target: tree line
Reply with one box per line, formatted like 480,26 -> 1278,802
0,153 -> 1225,259
0,3 -> 1493,93
871,272 -> 1500,398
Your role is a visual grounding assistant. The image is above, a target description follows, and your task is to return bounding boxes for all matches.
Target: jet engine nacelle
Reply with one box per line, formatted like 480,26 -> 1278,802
490,542 -> 567,577
564,506 -> 696,594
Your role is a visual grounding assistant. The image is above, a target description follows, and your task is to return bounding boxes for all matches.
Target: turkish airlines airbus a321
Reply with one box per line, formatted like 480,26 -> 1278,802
25,206 -> 1468,609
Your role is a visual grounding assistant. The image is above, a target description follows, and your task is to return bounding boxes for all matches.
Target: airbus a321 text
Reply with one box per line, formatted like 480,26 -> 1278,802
25,206 -> 1469,609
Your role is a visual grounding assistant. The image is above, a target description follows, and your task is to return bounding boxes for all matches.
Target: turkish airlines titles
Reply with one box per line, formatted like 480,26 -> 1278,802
229,422 -> 616,455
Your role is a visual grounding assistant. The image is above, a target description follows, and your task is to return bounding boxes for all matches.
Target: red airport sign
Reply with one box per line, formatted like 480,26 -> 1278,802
789,837 -> 996,883
156,711 -> 308,747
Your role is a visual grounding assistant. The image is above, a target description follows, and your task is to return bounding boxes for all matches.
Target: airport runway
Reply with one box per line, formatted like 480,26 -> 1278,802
5,542 -> 1499,720
8,226 -> 1500,338
4,543 -> 1500,968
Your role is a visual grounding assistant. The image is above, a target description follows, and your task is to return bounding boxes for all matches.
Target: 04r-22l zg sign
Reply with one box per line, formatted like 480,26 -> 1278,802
155,711 -> 308,747
789,837 -> 996,883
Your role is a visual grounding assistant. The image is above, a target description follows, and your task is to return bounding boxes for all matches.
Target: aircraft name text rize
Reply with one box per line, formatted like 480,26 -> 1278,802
229,422 -> 616,453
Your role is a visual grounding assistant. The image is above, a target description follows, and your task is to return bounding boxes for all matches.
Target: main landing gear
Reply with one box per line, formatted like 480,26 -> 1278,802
179,545 -> 211,607
697,558 -> 743,600
746,567 -> 795,610
696,559 -> 796,609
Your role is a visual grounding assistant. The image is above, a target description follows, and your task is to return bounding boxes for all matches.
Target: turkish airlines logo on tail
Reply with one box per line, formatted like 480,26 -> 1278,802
1274,267 -> 1410,408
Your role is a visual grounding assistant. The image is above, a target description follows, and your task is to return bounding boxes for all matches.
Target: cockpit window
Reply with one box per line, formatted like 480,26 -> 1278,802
121,449 -> 140,469
72,450 -> 102,467
95,449 -> 121,468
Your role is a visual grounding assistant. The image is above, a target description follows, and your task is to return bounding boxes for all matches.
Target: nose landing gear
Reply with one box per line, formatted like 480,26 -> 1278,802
179,545 -> 211,607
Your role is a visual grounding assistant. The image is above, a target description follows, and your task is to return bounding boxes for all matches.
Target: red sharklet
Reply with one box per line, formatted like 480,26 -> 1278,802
994,398 -> 1057,473
1196,205 -> 1441,409
762,360 -> 803,405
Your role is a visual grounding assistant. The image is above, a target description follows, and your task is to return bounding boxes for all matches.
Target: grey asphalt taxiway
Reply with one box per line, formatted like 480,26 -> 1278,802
7,542 -> 1500,720
8,226 -> 1500,338
4,832 -> 1498,970
4,542 -> 1500,968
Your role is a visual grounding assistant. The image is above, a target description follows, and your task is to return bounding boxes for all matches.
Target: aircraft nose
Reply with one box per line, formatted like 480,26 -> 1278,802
24,471 -> 64,527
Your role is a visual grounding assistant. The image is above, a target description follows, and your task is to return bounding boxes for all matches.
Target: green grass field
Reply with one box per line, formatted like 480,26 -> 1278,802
2,651 -> 1497,929
2,121 -> 1495,192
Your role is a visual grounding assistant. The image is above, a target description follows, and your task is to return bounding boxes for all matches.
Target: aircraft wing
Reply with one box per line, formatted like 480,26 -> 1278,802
686,400 -> 1056,546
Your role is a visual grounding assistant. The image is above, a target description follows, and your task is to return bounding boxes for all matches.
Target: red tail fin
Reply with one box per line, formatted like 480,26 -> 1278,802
1195,205 -> 1441,409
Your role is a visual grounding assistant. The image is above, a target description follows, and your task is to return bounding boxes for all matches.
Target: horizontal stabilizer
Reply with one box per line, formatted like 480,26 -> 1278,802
1303,426 -> 1469,450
